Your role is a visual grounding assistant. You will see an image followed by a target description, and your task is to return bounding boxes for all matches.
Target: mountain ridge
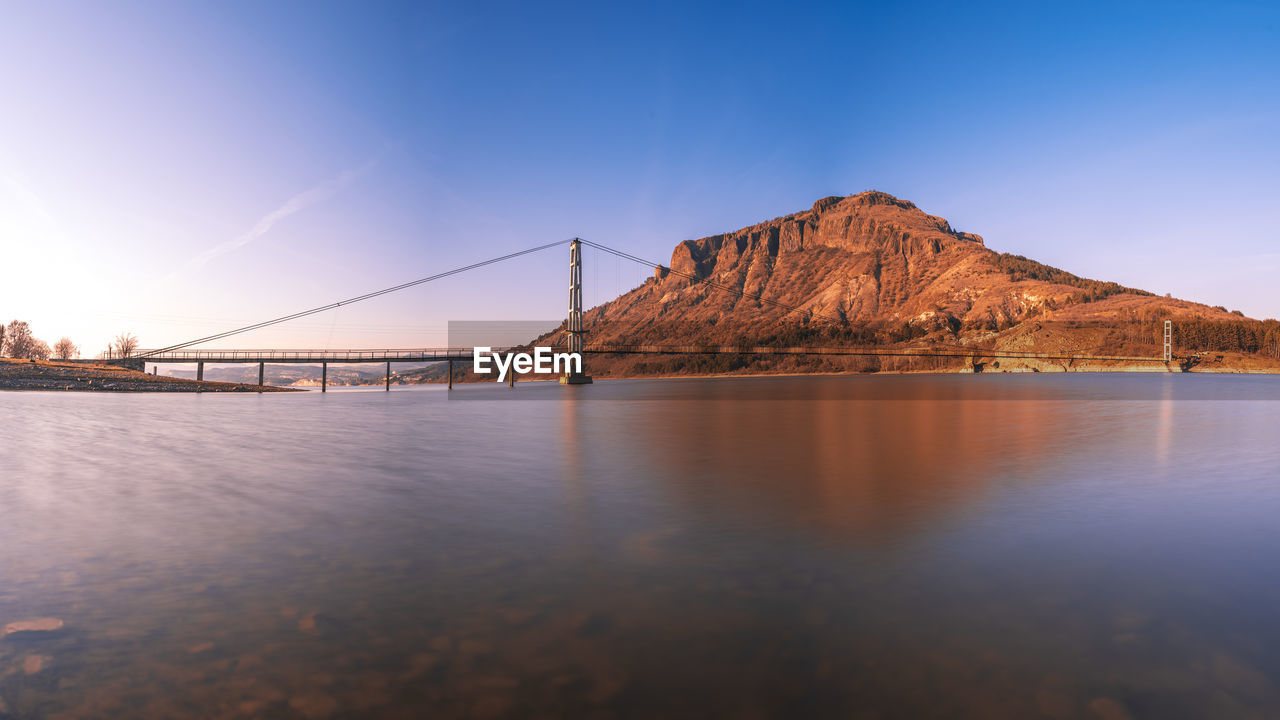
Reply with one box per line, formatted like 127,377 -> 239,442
547,190 -> 1277,375
589,191 -> 1236,337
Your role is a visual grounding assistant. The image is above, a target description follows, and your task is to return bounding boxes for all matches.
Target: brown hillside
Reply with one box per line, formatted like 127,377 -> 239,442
582,192 -> 1235,336
527,191 -> 1279,376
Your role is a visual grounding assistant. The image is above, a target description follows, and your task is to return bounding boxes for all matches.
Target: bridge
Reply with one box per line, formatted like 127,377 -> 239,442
117,238 -> 1172,390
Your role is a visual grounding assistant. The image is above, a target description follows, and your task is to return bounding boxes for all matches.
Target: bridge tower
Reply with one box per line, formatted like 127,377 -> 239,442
1164,319 -> 1172,363
560,238 -> 593,385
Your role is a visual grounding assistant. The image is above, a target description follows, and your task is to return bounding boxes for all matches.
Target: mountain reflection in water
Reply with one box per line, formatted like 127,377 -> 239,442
1,374 -> 1279,718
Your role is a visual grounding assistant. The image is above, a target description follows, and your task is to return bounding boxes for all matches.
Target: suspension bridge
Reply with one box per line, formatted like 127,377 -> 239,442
116,238 -> 1173,390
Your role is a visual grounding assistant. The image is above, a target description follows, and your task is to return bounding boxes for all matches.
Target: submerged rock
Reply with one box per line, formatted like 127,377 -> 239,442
297,612 -> 317,634
469,696 -> 514,719
288,694 -> 338,719
399,652 -> 439,680
1210,652 -> 1273,700
3,618 -> 63,636
1087,697 -> 1134,720
21,654 -> 49,675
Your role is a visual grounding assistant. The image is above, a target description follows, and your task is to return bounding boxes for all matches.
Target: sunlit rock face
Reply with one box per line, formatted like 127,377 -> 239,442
573,191 -> 1240,353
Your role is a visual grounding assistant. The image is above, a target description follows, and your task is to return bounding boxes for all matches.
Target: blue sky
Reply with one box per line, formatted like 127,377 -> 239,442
1,1 -> 1277,352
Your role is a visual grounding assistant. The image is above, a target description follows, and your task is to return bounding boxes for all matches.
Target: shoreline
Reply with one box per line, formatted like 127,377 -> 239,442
0,359 -> 298,392
349,363 -> 1278,389
554,367 -> 1280,384
5,359 -> 1278,393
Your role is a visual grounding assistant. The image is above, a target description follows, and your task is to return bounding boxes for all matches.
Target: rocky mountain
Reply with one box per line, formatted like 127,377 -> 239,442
548,191 -> 1276,374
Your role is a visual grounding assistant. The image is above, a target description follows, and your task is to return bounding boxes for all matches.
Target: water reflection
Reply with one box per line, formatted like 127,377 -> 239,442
1156,376 -> 1174,469
622,390 -> 1155,549
0,376 -> 1279,718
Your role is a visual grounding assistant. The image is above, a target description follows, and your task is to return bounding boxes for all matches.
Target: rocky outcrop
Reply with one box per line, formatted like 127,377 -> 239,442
571,190 -> 1242,352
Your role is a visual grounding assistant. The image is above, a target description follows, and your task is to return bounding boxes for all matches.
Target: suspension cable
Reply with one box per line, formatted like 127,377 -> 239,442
140,239 -> 571,357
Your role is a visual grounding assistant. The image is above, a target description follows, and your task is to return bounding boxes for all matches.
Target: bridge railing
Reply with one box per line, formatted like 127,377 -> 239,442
126,344 -> 1163,363
133,348 -> 514,362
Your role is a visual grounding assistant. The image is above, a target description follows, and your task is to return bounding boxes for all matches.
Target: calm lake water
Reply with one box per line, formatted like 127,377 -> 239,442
3,374 -> 1280,719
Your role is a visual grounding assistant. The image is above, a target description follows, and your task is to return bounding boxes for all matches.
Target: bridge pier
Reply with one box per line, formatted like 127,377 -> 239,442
386,361 -> 391,391
258,362 -> 265,389
447,359 -> 452,390
321,362 -> 327,392
197,362 -> 204,382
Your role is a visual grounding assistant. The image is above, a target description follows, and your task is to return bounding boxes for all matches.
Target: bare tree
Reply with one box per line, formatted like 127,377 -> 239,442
29,339 -> 51,362
0,323 -> 5,357
114,332 -> 139,358
54,337 -> 78,360
3,320 -> 36,359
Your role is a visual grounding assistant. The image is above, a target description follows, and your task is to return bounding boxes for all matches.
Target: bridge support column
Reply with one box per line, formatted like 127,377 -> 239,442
447,359 -> 452,390
321,363 -> 327,392
560,238 -> 592,385
386,361 -> 391,391
258,362 -> 265,389
197,362 -> 204,382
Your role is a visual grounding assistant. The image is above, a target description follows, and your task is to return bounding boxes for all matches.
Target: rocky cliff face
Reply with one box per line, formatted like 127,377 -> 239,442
578,191 -> 1238,352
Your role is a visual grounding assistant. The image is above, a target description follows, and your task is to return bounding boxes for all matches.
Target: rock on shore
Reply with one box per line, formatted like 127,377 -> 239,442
0,359 -> 297,392
3,617 -> 63,635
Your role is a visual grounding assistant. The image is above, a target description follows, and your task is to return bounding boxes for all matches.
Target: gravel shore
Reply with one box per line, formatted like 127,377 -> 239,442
0,359 -> 298,392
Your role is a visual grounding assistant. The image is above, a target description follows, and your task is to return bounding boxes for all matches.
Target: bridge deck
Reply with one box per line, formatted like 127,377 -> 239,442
136,349 -> 493,363
132,345 -> 1164,364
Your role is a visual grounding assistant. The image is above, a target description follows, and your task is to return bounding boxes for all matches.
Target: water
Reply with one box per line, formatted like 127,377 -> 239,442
2,374 -> 1280,718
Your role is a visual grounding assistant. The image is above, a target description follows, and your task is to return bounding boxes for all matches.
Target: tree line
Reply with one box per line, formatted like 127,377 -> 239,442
1,320 -> 63,360
1171,318 -> 1280,357
1,320 -> 141,361
993,253 -> 1154,303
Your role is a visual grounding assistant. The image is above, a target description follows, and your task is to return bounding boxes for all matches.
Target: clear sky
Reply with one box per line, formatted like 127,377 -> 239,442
1,1 -> 1277,353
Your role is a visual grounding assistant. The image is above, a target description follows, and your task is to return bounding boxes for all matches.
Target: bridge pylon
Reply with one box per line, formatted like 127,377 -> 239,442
560,237 -> 593,385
